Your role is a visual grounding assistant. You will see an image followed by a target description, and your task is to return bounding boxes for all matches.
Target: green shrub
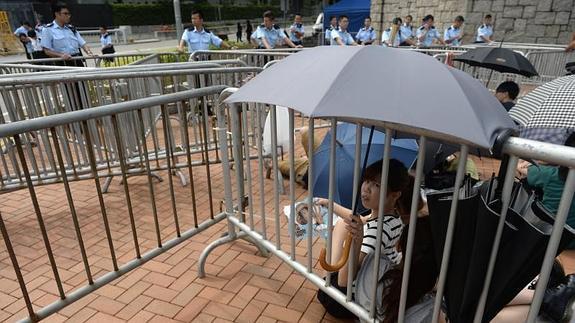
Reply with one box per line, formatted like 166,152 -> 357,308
112,3 -> 282,26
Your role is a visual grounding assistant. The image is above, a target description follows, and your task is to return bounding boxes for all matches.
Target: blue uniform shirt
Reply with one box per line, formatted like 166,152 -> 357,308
325,26 -> 336,43
289,23 -> 304,43
444,25 -> 463,46
476,24 -> 493,42
381,28 -> 402,47
400,24 -> 414,40
356,26 -> 376,44
14,26 -> 28,36
181,27 -> 222,52
331,28 -> 354,46
40,21 -> 86,55
254,24 -> 287,48
100,33 -> 112,48
416,26 -> 440,47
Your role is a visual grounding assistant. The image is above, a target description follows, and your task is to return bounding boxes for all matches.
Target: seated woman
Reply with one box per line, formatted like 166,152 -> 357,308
315,159 -> 410,317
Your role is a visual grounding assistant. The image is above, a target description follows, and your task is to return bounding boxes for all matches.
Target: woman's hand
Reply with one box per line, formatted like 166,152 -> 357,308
516,160 -> 531,179
343,214 -> 363,240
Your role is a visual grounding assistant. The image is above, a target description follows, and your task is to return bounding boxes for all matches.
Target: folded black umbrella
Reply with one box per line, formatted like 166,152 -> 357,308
454,47 -> 538,77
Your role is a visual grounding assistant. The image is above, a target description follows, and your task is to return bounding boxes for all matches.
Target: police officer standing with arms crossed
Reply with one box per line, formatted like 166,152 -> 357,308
355,17 -> 376,45
178,10 -> 230,54
253,11 -> 302,49
41,2 -> 93,67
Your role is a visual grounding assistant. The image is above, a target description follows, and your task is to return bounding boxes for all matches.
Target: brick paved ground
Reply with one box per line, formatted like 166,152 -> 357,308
0,118 -> 573,323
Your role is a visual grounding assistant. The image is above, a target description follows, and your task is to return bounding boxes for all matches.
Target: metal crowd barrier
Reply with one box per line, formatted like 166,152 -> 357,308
200,97 -> 575,322
0,65 -> 261,193
190,49 -> 297,67
0,87 -> 240,322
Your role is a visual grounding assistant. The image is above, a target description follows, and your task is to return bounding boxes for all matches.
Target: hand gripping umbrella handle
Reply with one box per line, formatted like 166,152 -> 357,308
319,233 -> 353,272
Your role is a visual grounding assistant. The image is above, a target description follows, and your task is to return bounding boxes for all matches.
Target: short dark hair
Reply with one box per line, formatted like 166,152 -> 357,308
339,15 -> 349,21
27,30 -> 36,37
365,16 -> 371,20
455,15 -> 465,22
392,17 -> 403,25
52,2 -> 68,15
363,159 -> 409,193
423,14 -> 434,22
263,10 -> 274,20
405,15 -> 413,20
329,15 -> 337,21
21,21 -> 31,26
485,14 -> 492,19
294,13 -> 302,17
99,25 -> 108,30
191,10 -> 204,20
18,33 -> 27,38
496,81 -> 520,100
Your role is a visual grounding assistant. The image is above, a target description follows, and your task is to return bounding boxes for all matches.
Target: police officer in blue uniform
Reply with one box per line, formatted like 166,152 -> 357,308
475,14 -> 494,43
178,10 -> 229,53
254,11 -> 302,49
381,17 -> 403,47
325,15 -> 337,45
444,15 -> 465,46
400,15 -> 416,46
416,14 -> 444,47
331,15 -> 357,46
41,3 -> 93,67
355,17 -> 376,45
289,13 -> 305,46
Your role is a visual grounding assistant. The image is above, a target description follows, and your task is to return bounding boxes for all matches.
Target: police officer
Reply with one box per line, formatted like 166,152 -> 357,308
381,17 -> 403,47
325,15 -> 337,45
400,15 -> 416,46
331,15 -> 357,46
475,14 -> 494,43
41,2 -> 93,67
254,11 -> 302,49
14,21 -> 31,37
444,15 -> 465,46
416,14 -> 444,47
356,17 -> 376,45
178,10 -> 229,53
289,13 -> 305,46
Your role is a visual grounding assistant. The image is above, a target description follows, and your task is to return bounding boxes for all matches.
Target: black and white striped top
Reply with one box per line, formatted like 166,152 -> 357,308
361,215 -> 404,264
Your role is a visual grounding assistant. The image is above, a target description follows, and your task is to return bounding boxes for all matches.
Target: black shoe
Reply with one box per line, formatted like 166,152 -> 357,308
565,273 -> 575,288
541,283 -> 575,322
529,260 -> 566,290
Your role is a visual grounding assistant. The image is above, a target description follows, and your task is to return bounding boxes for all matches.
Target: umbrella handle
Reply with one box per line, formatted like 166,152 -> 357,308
319,233 -> 353,272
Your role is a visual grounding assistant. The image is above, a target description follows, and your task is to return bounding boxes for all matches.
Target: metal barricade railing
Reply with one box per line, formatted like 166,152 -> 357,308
0,87 -> 240,322
4,53 -> 154,69
0,66 -> 262,193
190,49 -> 296,67
200,98 -> 575,322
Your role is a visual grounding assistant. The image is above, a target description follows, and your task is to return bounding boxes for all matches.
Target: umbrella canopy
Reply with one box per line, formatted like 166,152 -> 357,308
453,47 -> 538,77
311,123 -> 418,211
225,46 -> 516,149
509,75 -> 575,143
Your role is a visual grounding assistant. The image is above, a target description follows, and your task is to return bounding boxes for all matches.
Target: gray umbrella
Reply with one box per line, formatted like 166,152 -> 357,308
226,46 -> 516,149
509,74 -> 575,144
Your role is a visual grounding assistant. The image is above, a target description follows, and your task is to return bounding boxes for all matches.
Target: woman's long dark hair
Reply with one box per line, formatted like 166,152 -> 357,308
380,217 -> 438,323
559,132 -> 575,181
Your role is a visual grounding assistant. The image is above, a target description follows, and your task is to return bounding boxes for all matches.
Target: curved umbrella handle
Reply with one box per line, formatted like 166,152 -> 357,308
319,233 -> 353,272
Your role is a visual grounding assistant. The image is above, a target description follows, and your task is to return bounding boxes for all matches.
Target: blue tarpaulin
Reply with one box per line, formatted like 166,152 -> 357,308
323,0 -> 371,37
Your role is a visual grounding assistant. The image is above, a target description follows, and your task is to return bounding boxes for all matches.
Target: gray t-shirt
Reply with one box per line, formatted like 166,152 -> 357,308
354,251 -> 435,323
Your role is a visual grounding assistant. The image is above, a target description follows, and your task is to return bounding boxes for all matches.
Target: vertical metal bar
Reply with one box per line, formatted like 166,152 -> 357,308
398,136 -> 427,322
432,145 -> 469,323
0,212 -> 37,321
306,118 -> 315,272
181,101 -> 199,228
325,119 -> 337,287
50,127 -> 93,284
161,105 -> 181,237
219,103 -> 238,239
13,134 -> 66,299
136,110 -> 163,246
230,103 -> 245,221
81,121 -> 118,271
473,155 -> 518,322
255,105 -> 267,240
347,124 -> 363,301
527,168 -> 575,322
370,128 -> 394,318
288,109 -> 296,260
200,99 -> 215,219
242,104 -> 255,230
270,106 -> 281,249
111,115 -> 141,259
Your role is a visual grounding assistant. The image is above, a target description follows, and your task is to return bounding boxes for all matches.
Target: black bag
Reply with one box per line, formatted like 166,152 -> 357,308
102,45 -> 115,63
